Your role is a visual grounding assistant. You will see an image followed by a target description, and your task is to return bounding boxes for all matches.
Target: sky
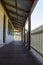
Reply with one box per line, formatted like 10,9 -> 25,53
25,0 -> 43,30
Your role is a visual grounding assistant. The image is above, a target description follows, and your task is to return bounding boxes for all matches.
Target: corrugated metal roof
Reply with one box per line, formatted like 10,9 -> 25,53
1,0 -> 37,31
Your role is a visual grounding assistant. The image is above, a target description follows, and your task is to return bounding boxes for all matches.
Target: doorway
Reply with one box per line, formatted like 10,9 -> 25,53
3,14 -> 6,43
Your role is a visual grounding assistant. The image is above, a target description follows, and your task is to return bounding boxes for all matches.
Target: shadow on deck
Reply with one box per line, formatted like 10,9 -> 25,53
0,41 -> 43,65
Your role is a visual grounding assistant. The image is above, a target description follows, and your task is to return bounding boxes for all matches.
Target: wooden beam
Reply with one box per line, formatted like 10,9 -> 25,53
30,0 -> 38,14
14,25 -> 23,28
8,12 -> 25,24
1,3 -> 24,27
2,1 -> 29,13
25,0 -> 33,2
14,27 -> 22,31
9,11 -> 26,21
12,21 -> 22,26
1,0 -> 27,19
12,21 -> 23,27
12,17 -> 24,29
12,21 -> 23,26
10,15 -> 26,22
28,14 -> 31,50
7,9 -> 27,19
15,0 -> 18,24
12,20 -> 24,24
13,24 -> 23,29
1,0 -> 24,30
14,25 -> 22,28
11,17 -> 24,24
14,28 -> 22,31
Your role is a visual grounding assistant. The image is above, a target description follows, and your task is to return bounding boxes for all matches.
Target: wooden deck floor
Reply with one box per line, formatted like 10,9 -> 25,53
0,41 -> 42,65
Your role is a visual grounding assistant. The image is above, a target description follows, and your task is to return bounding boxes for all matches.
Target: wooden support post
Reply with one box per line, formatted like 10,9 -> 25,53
28,14 -> 31,50
24,26 -> 25,44
21,30 -> 23,42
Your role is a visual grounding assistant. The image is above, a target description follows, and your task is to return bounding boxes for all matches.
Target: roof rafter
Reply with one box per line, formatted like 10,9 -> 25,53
7,9 -> 27,19
12,19 -> 24,24
13,23 -> 23,29
12,20 -> 23,26
25,0 -> 33,2
9,13 -> 26,22
11,16 -> 25,23
2,1 -> 29,13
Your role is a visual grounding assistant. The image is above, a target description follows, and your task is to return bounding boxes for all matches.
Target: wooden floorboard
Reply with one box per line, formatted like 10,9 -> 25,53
0,41 -> 42,65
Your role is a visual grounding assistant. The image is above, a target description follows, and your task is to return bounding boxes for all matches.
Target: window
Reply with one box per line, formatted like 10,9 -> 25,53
8,20 -> 14,35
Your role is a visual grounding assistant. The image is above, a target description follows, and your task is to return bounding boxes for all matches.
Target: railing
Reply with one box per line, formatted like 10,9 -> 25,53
31,46 -> 43,57
31,29 -> 43,61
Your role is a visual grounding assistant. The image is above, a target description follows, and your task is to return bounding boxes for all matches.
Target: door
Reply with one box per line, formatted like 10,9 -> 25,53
3,14 -> 6,43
